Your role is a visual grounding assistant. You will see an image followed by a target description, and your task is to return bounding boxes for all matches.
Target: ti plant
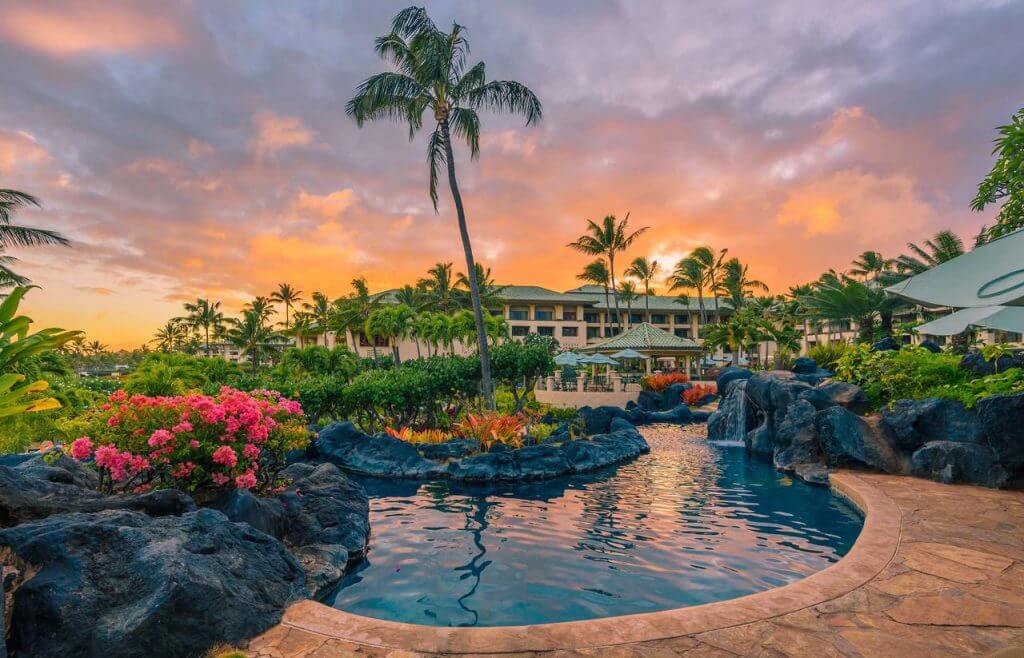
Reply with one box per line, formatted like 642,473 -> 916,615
0,286 -> 81,417
981,343 -> 1015,373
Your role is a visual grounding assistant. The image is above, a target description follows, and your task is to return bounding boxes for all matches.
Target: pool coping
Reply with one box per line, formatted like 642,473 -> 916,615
264,471 -> 901,654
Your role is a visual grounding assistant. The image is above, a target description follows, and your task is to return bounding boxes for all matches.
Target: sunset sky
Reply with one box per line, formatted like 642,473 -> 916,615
2,0 -> 1022,348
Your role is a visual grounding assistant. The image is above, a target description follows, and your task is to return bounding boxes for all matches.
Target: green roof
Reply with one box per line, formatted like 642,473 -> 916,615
580,322 -> 703,353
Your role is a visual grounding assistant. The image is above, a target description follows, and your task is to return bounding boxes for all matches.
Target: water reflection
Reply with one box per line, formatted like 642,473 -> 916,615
327,426 -> 862,626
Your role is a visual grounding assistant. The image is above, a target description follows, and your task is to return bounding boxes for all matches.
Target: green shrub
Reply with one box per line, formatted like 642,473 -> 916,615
834,344 -> 970,408
529,422 -> 557,442
540,405 -> 578,422
929,368 -> 1024,408
808,342 -> 848,372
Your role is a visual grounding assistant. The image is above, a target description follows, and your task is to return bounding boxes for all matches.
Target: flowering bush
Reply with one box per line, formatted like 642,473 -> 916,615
641,372 -> 690,392
61,387 -> 310,496
682,384 -> 716,406
454,412 -> 525,451
384,426 -> 451,444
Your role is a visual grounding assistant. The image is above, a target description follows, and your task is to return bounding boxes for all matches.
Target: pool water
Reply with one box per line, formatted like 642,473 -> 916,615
325,425 -> 863,627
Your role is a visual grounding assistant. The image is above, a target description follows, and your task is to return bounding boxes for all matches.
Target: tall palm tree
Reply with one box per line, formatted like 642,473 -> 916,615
286,313 -> 319,347
787,283 -> 815,350
347,6 -> 542,410
717,258 -> 768,310
0,190 -> 71,285
799,276 -> 888,344
456,262 -> 505,311
689,246 -> 728,319
86,340 -> 107,355
301,292 -> 332,347
270,283 -> 303,330
152,320 -> 187,352
180,298 -> 226,356
365,305 -> 414,364
893,230 -> 966,275
225,309 -> 281,374
577,259 -> 612,332
624,256 -> 659,313
394,284 -> 427,312
668,257 -> 708,322
244,296 -> 277,327
567,213 -> 648,334
618,281 -> 639,328
849,251 -> 891,281
331,277 -> 382,352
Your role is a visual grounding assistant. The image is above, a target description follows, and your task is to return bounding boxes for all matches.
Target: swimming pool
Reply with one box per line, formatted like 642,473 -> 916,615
325,425 -> 862,627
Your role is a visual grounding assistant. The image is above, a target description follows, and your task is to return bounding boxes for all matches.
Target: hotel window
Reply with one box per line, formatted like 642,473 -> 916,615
537,326 -> 555,337
563,310 -> 577,321
604,327 -> 614,337
630,313 -> 644,324
511,326 -> 530,337
535,307 -> 554,321
674,328 -> 691,338
673,314 -> 688,324
651,314 -> 667,324
586,327 -> 601,339
561,326 -> 578,337
584,312 -> 599,323
509,306 -> 529,321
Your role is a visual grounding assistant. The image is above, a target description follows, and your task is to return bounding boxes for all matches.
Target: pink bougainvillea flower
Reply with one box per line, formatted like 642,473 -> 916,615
242,443 -> 261,460
147,429 -> 175,448
69,437 -> 93,460
234,470 -> 257,489
212,445 -> 237,468
211,473 -> 230,486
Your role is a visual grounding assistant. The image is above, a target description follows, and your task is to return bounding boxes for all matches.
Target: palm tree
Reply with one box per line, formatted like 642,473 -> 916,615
180,298 -> 225,356
225,310 -> 281,374
0,190 -> 71,285
893,230 -> 966,275
419,262 -> 459,312
86,340 -> 107,355
717,258 -> 768,310
702,310 -> 761,366
567,213 -> 648,334
618,281 -> 639,328
152,320 -> 187,352
799,276 -> 888,344
244,296 -> 277,327
689,246 -> 728,319
624,256 -> 659,313
394,284 -> 427,312
347,6 -> 542,410
787,283 -> 815,350
668,257 -> 708,322
301,292 -> 332,347
331,277 -> 381,352
270,283 -> 303,329
286,313 -> 319,347
849,251 -> 892,281
577,259 -> 612,333
456,262 -> 505,311
364,305 -> 413,364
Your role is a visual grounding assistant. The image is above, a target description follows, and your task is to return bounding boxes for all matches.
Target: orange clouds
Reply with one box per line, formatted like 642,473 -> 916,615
0,130 -> 51,174
250,112 -> 316,157
1,2 -> 180,56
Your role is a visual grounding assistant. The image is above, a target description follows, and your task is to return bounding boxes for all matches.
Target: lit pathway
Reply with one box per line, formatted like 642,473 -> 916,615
248,436 -> 1024,657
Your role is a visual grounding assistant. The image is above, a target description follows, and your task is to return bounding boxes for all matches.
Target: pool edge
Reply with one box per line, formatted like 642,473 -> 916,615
259,470 -> 901,654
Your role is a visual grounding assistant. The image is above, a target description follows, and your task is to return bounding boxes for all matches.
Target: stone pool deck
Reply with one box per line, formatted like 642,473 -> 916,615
248,471 -> 1024,658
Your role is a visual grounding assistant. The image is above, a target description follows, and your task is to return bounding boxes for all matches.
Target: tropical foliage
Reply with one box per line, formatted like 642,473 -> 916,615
972,106 -> 1024,240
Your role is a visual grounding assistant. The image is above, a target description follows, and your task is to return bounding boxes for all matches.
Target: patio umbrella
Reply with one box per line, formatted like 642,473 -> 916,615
580,353 -> 619,366
554,351 -> 583,366
915,306 -> 1024,336
610,348 -> 649,360
885,228 -> 1024,308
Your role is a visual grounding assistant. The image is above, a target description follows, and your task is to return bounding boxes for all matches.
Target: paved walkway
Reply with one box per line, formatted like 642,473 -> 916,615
248,472 -> 1024,657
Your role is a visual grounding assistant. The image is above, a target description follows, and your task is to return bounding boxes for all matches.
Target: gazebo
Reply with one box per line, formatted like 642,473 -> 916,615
579,323 -> 703,374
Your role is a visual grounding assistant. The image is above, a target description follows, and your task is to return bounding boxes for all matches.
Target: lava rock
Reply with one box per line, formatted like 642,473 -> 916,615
446,448 -> 520,480
660,383 -> 691,409
881,398 -> 983,451
578,405 -> 627,434
715,366 -> 753,396
312,422 -> 442,478
792,356 -> 820,374
960,350 -> 1024,376
206,488 -> 287,538
919,339 -> 942,353
910,441 -> 1008,488
691,410 -> 711,423
636,390 -> 663,411
416,438 -> 481,460
746,419 -> 774,455
643,404 -> 693,425
871,336 -> 901,352
0,508 -> 307,658
609,416 -> 635,432
976,392 -> 1024,470
15,453 -> 100,489
773,399 -> 822,470
798,382 -> 872,415
0,465 -> 195,526
816,406 -> 906,474
794,462 -> 830,486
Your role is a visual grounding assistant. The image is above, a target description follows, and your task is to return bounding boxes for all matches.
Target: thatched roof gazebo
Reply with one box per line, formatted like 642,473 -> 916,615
579,322 -> 703,373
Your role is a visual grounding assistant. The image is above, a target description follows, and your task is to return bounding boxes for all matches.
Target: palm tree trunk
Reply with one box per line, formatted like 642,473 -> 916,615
285,304 -> 290,330
441,122 -> 495,410
602,285 -> 611,336
644,282 -> 650,314
880,310 -> 893,337
392,341 -> 401,365
858,316 -> 874,344
609,253 -> 621,334
697,286 -> 707,324
205,326 -> 210,357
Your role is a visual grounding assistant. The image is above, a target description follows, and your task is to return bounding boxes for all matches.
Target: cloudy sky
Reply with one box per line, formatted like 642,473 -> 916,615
2,0 -> 1022,347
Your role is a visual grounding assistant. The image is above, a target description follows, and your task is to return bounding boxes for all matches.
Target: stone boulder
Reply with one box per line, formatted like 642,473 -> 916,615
715,366 -> 753,396
643,404 -> 694,425
609,416 -> 635,432
910,441 -> 1008,488
417,438 -> 480,460
312,421 -> 442,478
578,405 -> 627,434
919,339 -> 942,353
816,406 -> 906,474
871,336 -> 901,352
960,350 -> 1024,376
881,398 -> 983,451
772,399 -> 822,471
791,356 -> 820,374
0,465 -> 196,526
976,392 -> 1024,470
0,508 -> 307,658
15,453 -> 99,489
798,381 -> 872,415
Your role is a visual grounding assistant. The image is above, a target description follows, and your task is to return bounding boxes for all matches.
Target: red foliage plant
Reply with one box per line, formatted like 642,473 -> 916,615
682,384 -> 717,406
642,372 -> 690,392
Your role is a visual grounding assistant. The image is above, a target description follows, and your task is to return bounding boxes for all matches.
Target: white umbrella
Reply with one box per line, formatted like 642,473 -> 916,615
915,306 -> 1024,336
886,228 -> 1024,308
610,348 -> 649,360
554,351 -> 583,366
